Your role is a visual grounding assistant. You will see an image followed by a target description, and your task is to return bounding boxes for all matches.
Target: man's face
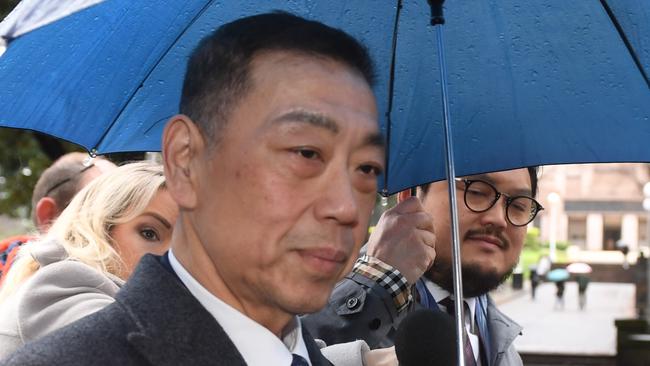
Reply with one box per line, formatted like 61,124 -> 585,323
423,168 -> 531,297
192,52 -> 384,315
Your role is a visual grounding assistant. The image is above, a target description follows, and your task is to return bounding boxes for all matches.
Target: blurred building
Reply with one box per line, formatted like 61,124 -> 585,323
536,163 -> 650,253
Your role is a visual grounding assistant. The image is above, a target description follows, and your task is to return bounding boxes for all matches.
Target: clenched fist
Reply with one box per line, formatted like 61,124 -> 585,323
366,196 -> 436,285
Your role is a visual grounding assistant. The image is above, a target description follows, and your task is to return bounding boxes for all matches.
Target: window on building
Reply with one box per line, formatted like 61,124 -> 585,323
568,216 -> 586,248
603,215 -> 622,250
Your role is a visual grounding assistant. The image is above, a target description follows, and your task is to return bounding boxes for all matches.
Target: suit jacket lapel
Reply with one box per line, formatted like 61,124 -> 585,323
117,255 -> 247,366
119,255 -> 333,366
302,326 -> 333,366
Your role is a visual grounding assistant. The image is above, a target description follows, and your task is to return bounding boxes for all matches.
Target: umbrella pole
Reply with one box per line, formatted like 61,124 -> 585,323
428,1 -> 466,365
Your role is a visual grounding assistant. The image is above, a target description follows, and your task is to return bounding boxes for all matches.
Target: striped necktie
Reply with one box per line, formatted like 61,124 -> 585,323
291,354 -> 310,366
439,297 -> 477,366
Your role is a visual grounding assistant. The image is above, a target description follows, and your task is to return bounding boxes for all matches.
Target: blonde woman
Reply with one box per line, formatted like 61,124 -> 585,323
0,161 -> 178,357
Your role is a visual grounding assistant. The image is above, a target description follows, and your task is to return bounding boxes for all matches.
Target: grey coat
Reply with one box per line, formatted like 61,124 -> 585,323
1,254 -> 333,366
0,240 -> 122,359
302,273 -> 523,366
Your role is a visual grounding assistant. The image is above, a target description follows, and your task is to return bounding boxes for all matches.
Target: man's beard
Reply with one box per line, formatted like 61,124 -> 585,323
427,259 -> 515,298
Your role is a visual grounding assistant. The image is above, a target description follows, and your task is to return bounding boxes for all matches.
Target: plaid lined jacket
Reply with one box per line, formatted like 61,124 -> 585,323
302,268 -> 523,366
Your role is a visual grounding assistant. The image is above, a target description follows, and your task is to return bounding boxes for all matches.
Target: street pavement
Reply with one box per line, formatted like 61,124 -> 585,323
492,281 -> 636,356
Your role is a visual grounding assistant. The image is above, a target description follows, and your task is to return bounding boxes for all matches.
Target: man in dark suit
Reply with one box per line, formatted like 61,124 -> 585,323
2,11 -> 385,366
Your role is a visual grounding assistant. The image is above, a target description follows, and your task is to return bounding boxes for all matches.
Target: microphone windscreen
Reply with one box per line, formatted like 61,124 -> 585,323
394,309 -> 458,366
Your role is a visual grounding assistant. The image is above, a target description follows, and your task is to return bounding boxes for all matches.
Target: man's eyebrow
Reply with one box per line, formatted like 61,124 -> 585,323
365,132 -> 385,148
271,110 -> 339,134
272,109 -> 385,148
467,173 -> 494,184
143,212 -> 172,229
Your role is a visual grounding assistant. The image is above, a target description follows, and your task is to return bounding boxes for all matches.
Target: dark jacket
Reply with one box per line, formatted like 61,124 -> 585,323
1,254 -> 332,366
302,273 -> 523,366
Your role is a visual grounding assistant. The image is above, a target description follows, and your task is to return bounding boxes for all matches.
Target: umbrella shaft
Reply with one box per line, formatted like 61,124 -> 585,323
436,23 -> 467,366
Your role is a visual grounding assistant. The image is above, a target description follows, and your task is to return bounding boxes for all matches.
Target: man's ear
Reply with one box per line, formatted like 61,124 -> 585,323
35,197 -> 60,232
162,115 -> 204,210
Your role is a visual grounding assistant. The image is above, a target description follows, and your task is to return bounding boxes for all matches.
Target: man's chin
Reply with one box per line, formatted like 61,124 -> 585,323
462,264 -> 513,297
428,262 -> 514,298
285,296 -> 329,315
282,283 -> 334,315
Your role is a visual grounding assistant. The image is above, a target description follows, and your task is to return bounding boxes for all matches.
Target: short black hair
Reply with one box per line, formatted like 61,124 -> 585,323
180,11 -> 375,145
419,166 -> 540,197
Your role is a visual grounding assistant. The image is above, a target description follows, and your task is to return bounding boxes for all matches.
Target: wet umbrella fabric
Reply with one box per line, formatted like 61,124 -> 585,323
0,1 -> 648,195
0,0 -> 399,155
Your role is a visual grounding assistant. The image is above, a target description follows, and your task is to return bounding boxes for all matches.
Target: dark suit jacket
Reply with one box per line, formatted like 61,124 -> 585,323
1,254 -> 332,366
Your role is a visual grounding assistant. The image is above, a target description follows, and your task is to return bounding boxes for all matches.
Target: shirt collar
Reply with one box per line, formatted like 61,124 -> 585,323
168,250 -> 311,366
423,277 -> 477,325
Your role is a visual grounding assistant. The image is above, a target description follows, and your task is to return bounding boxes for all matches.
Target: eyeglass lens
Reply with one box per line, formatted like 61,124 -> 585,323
464,180 -> 538,226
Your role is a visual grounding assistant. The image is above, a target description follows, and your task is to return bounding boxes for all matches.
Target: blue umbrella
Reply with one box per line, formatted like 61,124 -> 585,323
0,0 -> 400,156
0,0 -> 648,195
546,268 -> 570,282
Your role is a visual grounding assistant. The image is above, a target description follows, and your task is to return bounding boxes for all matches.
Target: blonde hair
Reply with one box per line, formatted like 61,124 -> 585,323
0,161 -> 166,301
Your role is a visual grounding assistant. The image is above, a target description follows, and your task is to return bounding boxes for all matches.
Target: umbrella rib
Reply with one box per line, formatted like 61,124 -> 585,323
92,0 -> 218,153
599,0 -> 650,89
382,0 -> 404,196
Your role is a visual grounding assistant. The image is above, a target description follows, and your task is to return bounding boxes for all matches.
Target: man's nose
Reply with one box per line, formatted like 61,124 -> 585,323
315,170 -> 360,227
479,196 -> 509,228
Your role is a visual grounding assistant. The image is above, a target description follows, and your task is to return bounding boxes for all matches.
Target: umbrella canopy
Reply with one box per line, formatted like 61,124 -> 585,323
0,0 -> 648,194
0,0 -> 400,155
546,268 -> 570,282
566,262 -> 593,274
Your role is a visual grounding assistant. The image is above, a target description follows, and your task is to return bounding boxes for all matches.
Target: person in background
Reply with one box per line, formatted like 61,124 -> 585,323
304,167 -> 541,366
0,161 -> 177,357
0,152 -> 116,279
530,265 -> 540,300
554,280 -> 566,310
616,240 -> 630,269
576,275 -> 590,310
536,255 -> 552,277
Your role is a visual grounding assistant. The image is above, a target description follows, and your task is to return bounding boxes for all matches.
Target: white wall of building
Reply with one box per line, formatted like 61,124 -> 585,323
586,213 -> 603,251
621,214 -> 639,251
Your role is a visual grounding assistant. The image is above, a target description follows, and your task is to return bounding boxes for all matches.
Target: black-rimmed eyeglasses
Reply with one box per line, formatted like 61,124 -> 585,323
43,162 -> 95,198
455,178 -> 544,227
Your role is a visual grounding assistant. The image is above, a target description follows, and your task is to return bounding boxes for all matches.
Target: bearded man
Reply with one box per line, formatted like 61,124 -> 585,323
304,167 -> 542,366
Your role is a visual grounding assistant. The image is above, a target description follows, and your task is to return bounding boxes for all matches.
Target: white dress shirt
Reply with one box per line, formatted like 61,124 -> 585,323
168,250 -> 312,366
424,278 -> 482,365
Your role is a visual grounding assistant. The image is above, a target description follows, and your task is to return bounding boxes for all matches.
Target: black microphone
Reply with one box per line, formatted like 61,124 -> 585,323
394,309 -> 458,366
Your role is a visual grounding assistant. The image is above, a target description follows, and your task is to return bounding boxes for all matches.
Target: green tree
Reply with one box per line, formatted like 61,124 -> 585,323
524,226 -> 542,251
0,129 -> 82,217
0,1 -> 62,218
